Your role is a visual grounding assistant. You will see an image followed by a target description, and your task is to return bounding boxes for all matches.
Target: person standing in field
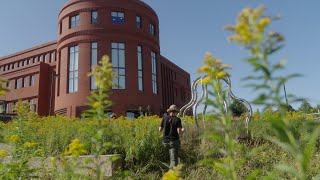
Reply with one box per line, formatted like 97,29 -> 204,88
159,104 -> 184,169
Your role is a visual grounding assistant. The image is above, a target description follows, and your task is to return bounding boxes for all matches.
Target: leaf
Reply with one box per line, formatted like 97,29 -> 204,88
275,164 -> 298,177
254,64 -> 271,78
242,75 -> 265,81
267,137 -> 296,155
244,57 -> 259,65
267,44 -> 284,55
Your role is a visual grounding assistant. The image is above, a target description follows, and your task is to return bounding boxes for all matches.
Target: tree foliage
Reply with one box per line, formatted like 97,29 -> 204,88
229,101 -> 247,117
298,100 -> 314,113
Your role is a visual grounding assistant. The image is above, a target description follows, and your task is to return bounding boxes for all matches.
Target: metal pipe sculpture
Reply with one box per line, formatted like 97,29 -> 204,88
179,77 -> 202,126
222,77 -> 253,133
202,84 -> 208,129
179,76 -> 253,134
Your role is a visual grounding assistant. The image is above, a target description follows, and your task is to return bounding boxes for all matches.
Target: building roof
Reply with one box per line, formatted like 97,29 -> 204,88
0,41 -> 57,62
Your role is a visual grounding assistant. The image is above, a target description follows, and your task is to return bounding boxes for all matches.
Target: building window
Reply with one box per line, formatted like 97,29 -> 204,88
50,52 -> 55,62
151,51 -> 157,94
70,14 -> 80,28
68,46 -> 79,93
60,22 -> 62,34
22,77 -> 27,88
126,111 -> 135,119
39,56 -> 42,62
7,81 -> 11,90
111,11 -> 125,24
30,75 -> 35,86
91,42 -> 98,90
44,55 -> 47,63
16,78 -> 21,89
111,42 -> 125,89
92,11 -> 98,25
29,99 -> 35,111
137,46 -> 143,91
136,16 -> 141,28
150,23 -> 155,36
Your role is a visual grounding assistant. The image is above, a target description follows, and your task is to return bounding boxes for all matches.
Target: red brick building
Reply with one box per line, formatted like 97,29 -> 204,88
0,0 -> 191,118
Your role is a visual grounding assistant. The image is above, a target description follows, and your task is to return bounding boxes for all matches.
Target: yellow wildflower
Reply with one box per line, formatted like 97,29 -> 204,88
197,52 -> 231,84
24,142 -> 38,148
8,135 -> 19,143
225,5 -> 272,46
162,165 -> 183,180
34,149 -> 45,156
258,18 -> 271,31
0,149 -> 8,157
50,157 -> 56,166
64,139 -> 87,157
92,101 -> 101,108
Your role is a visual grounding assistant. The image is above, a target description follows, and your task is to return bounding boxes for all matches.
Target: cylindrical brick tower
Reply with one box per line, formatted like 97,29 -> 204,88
55,0 -> 162,117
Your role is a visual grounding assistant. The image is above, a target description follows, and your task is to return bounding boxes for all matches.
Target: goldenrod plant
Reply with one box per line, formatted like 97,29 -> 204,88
226,6 -> 320,179
84,55 -> 114,120
162,164 -> 183,180
198,53 -> 241,180
0,78 -> 8,97
83,55 -> 119,179
0,78 -> 7,115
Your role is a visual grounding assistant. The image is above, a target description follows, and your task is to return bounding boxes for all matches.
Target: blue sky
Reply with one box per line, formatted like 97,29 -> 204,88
0,0 -> 319,109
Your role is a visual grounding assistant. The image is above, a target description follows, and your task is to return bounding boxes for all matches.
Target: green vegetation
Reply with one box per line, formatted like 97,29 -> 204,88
0,112 -> 320,179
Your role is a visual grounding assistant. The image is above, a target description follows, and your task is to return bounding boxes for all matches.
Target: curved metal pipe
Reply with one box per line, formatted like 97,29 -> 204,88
202,84 -> 208,129
223,77 -> 253,133
194,78 -> 206,128
179,76 -> 202,117
183,78 -> 202,118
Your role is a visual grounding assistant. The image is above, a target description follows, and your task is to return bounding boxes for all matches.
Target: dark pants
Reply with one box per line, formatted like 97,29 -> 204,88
163,140 -> 180,168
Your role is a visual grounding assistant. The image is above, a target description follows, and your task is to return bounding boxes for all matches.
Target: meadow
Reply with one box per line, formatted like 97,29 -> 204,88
1,111 -> 320,179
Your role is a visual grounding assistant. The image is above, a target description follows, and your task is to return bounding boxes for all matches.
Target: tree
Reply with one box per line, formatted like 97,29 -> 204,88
229,100 -> 247,117
286,104 -> 295,112
298,100 -> 313,113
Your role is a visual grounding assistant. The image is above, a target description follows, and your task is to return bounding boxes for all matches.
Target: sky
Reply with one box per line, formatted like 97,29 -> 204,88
0,0 -> 319,110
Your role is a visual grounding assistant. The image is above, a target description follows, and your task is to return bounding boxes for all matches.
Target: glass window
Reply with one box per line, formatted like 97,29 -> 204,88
111,11 -> 125,24
39,56 -> 42,62
60,22 -> 62,34
150,23 -> 155,36
111,42 -> 126,89
68,46 -> 79,93
136,16 -> 141,28
44,55 -> 47,63
137,46 -> 143,91
91,42 -> 98,90
126,111 -> 135,119
29,99 -> 35,111
30,75 -> 35,86
49,52 -> 54,63
151,52 -> 157,94
23,77 -> 27,88
92,11 -> 98,25
70,14 -> 80,28
16,78 -> 20,89
7,81 -> 10,90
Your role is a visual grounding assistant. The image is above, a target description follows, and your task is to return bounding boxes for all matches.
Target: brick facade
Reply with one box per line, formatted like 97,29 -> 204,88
0,0 -> 191,118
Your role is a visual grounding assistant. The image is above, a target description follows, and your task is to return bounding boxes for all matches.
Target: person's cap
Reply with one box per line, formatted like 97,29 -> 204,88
167,104 -> 180,113
110,113 -> 116,118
